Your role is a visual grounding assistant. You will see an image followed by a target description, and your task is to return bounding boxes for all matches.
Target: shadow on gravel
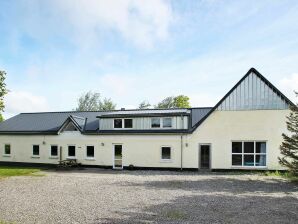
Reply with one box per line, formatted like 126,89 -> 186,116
99,193 -> 298,224
120,177 -> 298,194
98,177 -> 298,224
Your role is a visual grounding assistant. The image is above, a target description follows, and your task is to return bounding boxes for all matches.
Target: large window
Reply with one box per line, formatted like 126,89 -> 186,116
68,145 -> 76,158
32,145 -> 40,156
114,119 -> 133,128
86,145 -> 94,158
50,145 -> 58,157
232,141 -> 266,167
161,146 -> 172,160
4,144 -> 11,155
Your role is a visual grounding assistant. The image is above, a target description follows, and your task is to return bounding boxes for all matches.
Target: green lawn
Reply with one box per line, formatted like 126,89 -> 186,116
0,166 -> 42,178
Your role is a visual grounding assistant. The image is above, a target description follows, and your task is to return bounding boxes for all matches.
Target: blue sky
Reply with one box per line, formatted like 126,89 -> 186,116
1,0 -> 298,118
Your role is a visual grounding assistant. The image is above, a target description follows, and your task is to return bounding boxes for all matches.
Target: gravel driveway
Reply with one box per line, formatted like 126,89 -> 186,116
0,169 -> 297,224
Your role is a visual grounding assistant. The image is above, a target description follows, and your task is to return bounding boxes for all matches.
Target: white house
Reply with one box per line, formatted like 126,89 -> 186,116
0,68 -> 294,170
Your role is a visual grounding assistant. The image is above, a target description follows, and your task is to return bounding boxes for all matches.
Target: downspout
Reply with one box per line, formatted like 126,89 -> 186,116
180,134 -> 183,171
180,115 -> 184,171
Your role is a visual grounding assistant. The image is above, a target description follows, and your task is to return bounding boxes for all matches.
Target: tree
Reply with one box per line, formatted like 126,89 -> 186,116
173,95 -> 191,108
279,92 -> 298,176
155,95 -> 191,109
75,91 -> 116,111
0,70 -> 8,121
99,98 -> 116,111
138,100 -> 151,109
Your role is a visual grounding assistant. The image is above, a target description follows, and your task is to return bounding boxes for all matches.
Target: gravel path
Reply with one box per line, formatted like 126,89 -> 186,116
0,169 -> 297,224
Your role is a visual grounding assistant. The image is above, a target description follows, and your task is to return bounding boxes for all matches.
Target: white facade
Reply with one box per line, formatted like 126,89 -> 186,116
0,109 -> 289,170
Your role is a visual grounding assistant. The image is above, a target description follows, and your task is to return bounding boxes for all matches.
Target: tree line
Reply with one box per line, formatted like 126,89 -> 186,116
75,91 -> 190,111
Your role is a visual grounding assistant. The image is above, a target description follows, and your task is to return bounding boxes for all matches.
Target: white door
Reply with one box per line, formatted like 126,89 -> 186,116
113,144 -> 123,169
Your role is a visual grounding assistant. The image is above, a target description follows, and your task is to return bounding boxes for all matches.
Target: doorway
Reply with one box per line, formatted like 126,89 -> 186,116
113,144 -> 123,169
199,144 -> 211,169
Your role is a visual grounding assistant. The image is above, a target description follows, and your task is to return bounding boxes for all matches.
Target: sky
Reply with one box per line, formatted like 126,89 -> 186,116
0,0 -> 298,118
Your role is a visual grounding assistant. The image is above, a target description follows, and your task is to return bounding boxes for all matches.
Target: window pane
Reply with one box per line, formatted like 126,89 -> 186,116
232,142 -> 242,153
151,118 -> 160,128
161,147 -> 171,160
163,118 -> 172,128
87,146 -> 94,157
51,145 -> 58,156
114,145 -> 122,159
4,144 -> 11,155
232,155 -> 242,166
33,145 -> 39,156
244,155 -> 254,166
124,119 -> 133,128
256,155 -> 266,166
68,146 -> 76,157
256,142 -> 266,153
114,119 -> 122,128
244,142 -> 254,153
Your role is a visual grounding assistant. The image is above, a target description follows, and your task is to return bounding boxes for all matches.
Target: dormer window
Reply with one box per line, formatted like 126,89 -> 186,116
114,119 -> 122,128
162,118 -> 172,128
113,119 -> 133,129
151,118 -> 160,128
151,117 -> 172,128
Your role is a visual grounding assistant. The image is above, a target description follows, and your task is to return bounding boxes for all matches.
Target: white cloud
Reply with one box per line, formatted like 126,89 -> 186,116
49,0 -> 173,49
279,73 -> 298,103
3,91 -> 49,119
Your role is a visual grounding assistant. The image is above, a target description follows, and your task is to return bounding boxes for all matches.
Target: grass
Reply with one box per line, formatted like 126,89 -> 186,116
263,170 -> 298,182
0,166 -> 43,178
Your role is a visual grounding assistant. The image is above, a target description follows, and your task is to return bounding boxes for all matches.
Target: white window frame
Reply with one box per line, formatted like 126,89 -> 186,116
3,143 -> 11,157
231,140 -> 267,168
151,117 -> 173,129
113,118 -> 133,129
32,144 -> 40,158
113,144 -> 123,169
160,146 -> 172,162
67,145 -> 76,159
49,145 -> 59,159
162,117 -> 173,128
86,145 -> 95,160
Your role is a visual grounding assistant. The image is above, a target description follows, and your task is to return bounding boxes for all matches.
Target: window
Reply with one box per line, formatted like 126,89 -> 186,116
33,145 -> 40,156
232,141 -> 266,167
86,146 -> 94,158
68,145 -> 76,157
151,118 -> 161,128
162,118 -> 172,128
114,119 -> 122,128
4,144 -> 11,155
161,146 -> 171,160
50,145 -> 58,157
114,118 -> 133,128
124,119 -> 133,128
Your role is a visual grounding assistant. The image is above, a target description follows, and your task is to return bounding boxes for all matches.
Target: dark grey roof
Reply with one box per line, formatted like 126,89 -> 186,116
191,108 -> 213,127
0,112 -> 102,133
0,108 -> 211,134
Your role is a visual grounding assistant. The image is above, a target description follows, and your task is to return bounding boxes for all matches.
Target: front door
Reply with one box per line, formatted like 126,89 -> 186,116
113,145 -> 123,169
199,144 -> 211,169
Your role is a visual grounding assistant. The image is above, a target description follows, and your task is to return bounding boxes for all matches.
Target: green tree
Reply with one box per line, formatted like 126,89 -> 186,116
99,98 -> 116,111
173,95 -> 191,108
138,100 -> 151,109
155,95 -> 191,109
279,92 -> 298,176
0,70 -> 8,121
75,91 -> 116,111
